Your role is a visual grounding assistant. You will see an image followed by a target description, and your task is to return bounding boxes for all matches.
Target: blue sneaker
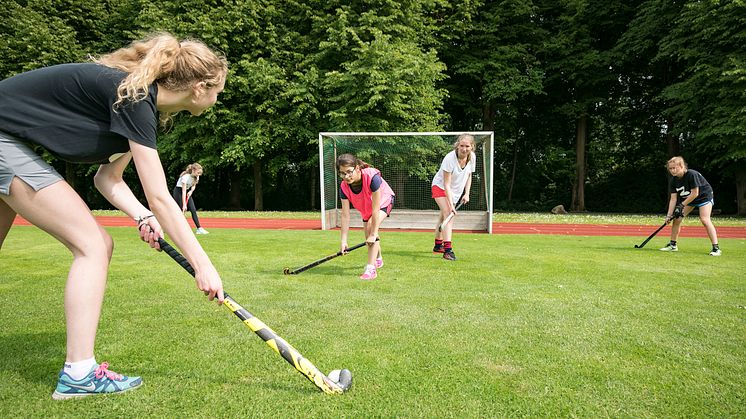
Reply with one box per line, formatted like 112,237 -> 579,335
52,362 -> 142,400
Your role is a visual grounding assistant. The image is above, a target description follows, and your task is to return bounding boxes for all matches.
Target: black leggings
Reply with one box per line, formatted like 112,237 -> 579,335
172,186 -> 202,228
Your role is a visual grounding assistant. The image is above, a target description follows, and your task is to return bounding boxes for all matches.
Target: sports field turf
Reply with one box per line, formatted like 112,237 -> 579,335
1,226 -> 744,417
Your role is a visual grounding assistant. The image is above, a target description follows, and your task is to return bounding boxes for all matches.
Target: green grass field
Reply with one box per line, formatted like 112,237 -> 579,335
1,226 -> 744,417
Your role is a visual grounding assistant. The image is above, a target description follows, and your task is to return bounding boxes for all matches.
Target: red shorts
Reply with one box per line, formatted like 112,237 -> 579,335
431,185 -> 446,199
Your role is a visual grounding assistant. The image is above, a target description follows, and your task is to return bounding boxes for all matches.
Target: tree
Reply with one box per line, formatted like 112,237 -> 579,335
659,0 -> 746,214
0,1 -> 84,78
536,0 -> 639,211
312,1 -> 447,132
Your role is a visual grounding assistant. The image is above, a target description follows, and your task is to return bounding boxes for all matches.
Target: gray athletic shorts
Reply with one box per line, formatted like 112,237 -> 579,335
0,131 -> 63,196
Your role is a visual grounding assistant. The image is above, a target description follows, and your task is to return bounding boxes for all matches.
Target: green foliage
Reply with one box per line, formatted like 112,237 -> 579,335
323,35 -> 446,131
1,0 -> 742,212
436,0 -> 546,131
0,1 -> 84,77
316,2 -> 447,131
659,0 -> 746,168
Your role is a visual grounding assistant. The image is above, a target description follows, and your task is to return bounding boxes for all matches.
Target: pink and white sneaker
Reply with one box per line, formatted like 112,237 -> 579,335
375,258 -> 384,269
359,266 -> 377,280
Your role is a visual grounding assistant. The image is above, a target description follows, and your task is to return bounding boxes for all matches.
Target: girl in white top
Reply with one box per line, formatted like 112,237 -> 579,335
172,163 -> 208,234
431,134 -> 476,260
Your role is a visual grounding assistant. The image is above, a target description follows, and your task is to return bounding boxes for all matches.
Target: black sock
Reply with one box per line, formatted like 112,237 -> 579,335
670,241 -> 677,246
712,243 -> 719,250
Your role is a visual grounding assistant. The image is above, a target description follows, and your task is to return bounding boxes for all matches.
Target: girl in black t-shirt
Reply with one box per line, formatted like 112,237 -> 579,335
0,33 -> 228,399
660,156 -> 721,256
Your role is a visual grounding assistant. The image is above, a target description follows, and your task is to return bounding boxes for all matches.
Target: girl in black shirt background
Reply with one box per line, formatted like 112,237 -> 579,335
660,156 -> 721,256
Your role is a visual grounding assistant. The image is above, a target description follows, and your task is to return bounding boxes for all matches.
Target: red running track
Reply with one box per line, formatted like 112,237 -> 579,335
11,215 -> 746,238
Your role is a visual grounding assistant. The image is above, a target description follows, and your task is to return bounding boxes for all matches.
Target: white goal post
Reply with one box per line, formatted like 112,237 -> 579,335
318,132 -> 494,233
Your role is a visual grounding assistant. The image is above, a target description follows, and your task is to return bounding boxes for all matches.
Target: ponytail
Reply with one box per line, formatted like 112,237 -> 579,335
179,163 -> 203,186
180,163 -> 203,177
93,32 -> 228,120
336,154 -> 371,170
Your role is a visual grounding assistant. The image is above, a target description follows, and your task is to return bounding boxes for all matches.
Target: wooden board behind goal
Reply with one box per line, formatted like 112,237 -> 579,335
324,209 -> 490,231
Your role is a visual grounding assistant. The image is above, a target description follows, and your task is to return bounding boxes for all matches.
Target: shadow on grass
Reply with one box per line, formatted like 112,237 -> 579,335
385,250 -> 441,260
0,331 -> 64,385
270,265 -> 358,277
265,249 -> 436,278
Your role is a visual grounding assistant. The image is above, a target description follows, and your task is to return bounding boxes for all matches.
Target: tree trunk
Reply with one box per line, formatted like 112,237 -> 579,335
736,164 -> 746,216
309,166 -> 317,210
253,161 -> 263,211
665,117 -> 680,157
570,179 -> 577,210
507,141 -> 518,202
482,102 -> 495,130
228,170 -> 242,210
571,114 -> 587,212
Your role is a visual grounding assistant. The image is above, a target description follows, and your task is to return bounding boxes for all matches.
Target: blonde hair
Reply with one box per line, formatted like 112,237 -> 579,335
666,156 -> 688,169
93,32 -> 228,122
180,163 -> 203,185
453,134 -> 476,164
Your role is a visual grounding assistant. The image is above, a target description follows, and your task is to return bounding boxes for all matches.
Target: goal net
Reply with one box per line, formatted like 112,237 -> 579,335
319,132 -> 494,233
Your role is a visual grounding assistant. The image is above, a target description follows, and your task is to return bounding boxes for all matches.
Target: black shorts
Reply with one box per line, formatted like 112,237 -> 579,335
362,197 -> 394,222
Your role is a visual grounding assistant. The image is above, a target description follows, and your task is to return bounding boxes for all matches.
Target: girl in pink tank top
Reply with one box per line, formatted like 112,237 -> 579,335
337,153 -> 395,280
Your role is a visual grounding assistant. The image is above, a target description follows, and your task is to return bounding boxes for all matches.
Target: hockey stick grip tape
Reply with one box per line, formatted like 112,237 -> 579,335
159,239 -> 195,276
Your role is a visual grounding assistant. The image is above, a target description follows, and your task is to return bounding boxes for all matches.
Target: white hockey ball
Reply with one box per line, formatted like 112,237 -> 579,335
327,369 -> 341,383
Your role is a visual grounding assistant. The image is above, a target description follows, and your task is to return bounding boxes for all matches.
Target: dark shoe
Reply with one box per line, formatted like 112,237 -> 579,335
433,244 -> 444,253
443,250 -> 456,261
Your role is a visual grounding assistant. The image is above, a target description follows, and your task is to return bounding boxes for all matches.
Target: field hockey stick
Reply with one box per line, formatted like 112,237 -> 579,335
634,220 -> 668,249
283,241 -> 368,275
438,200 -> 465,232
157,238 -> 352,394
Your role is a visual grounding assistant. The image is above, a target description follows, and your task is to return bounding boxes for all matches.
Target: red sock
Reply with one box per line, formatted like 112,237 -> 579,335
444,241 -> 452,250
435,239 -> 443,246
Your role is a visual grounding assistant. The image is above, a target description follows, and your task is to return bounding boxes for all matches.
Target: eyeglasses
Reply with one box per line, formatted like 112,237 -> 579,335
338,168 -> 356,178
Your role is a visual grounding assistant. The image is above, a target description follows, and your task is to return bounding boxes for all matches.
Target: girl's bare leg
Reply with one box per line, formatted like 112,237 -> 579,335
434,196 -> 452,241
364,220 -> 380,265
0,197 -> 16,248
697,204 -> 719,245
2,178 -> 112,362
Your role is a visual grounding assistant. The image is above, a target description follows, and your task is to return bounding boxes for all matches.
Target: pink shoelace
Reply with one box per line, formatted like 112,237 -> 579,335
94,362 -> 123,380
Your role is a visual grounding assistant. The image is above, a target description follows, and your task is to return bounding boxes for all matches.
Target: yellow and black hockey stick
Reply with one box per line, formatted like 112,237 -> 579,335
157,238 -> 352,394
